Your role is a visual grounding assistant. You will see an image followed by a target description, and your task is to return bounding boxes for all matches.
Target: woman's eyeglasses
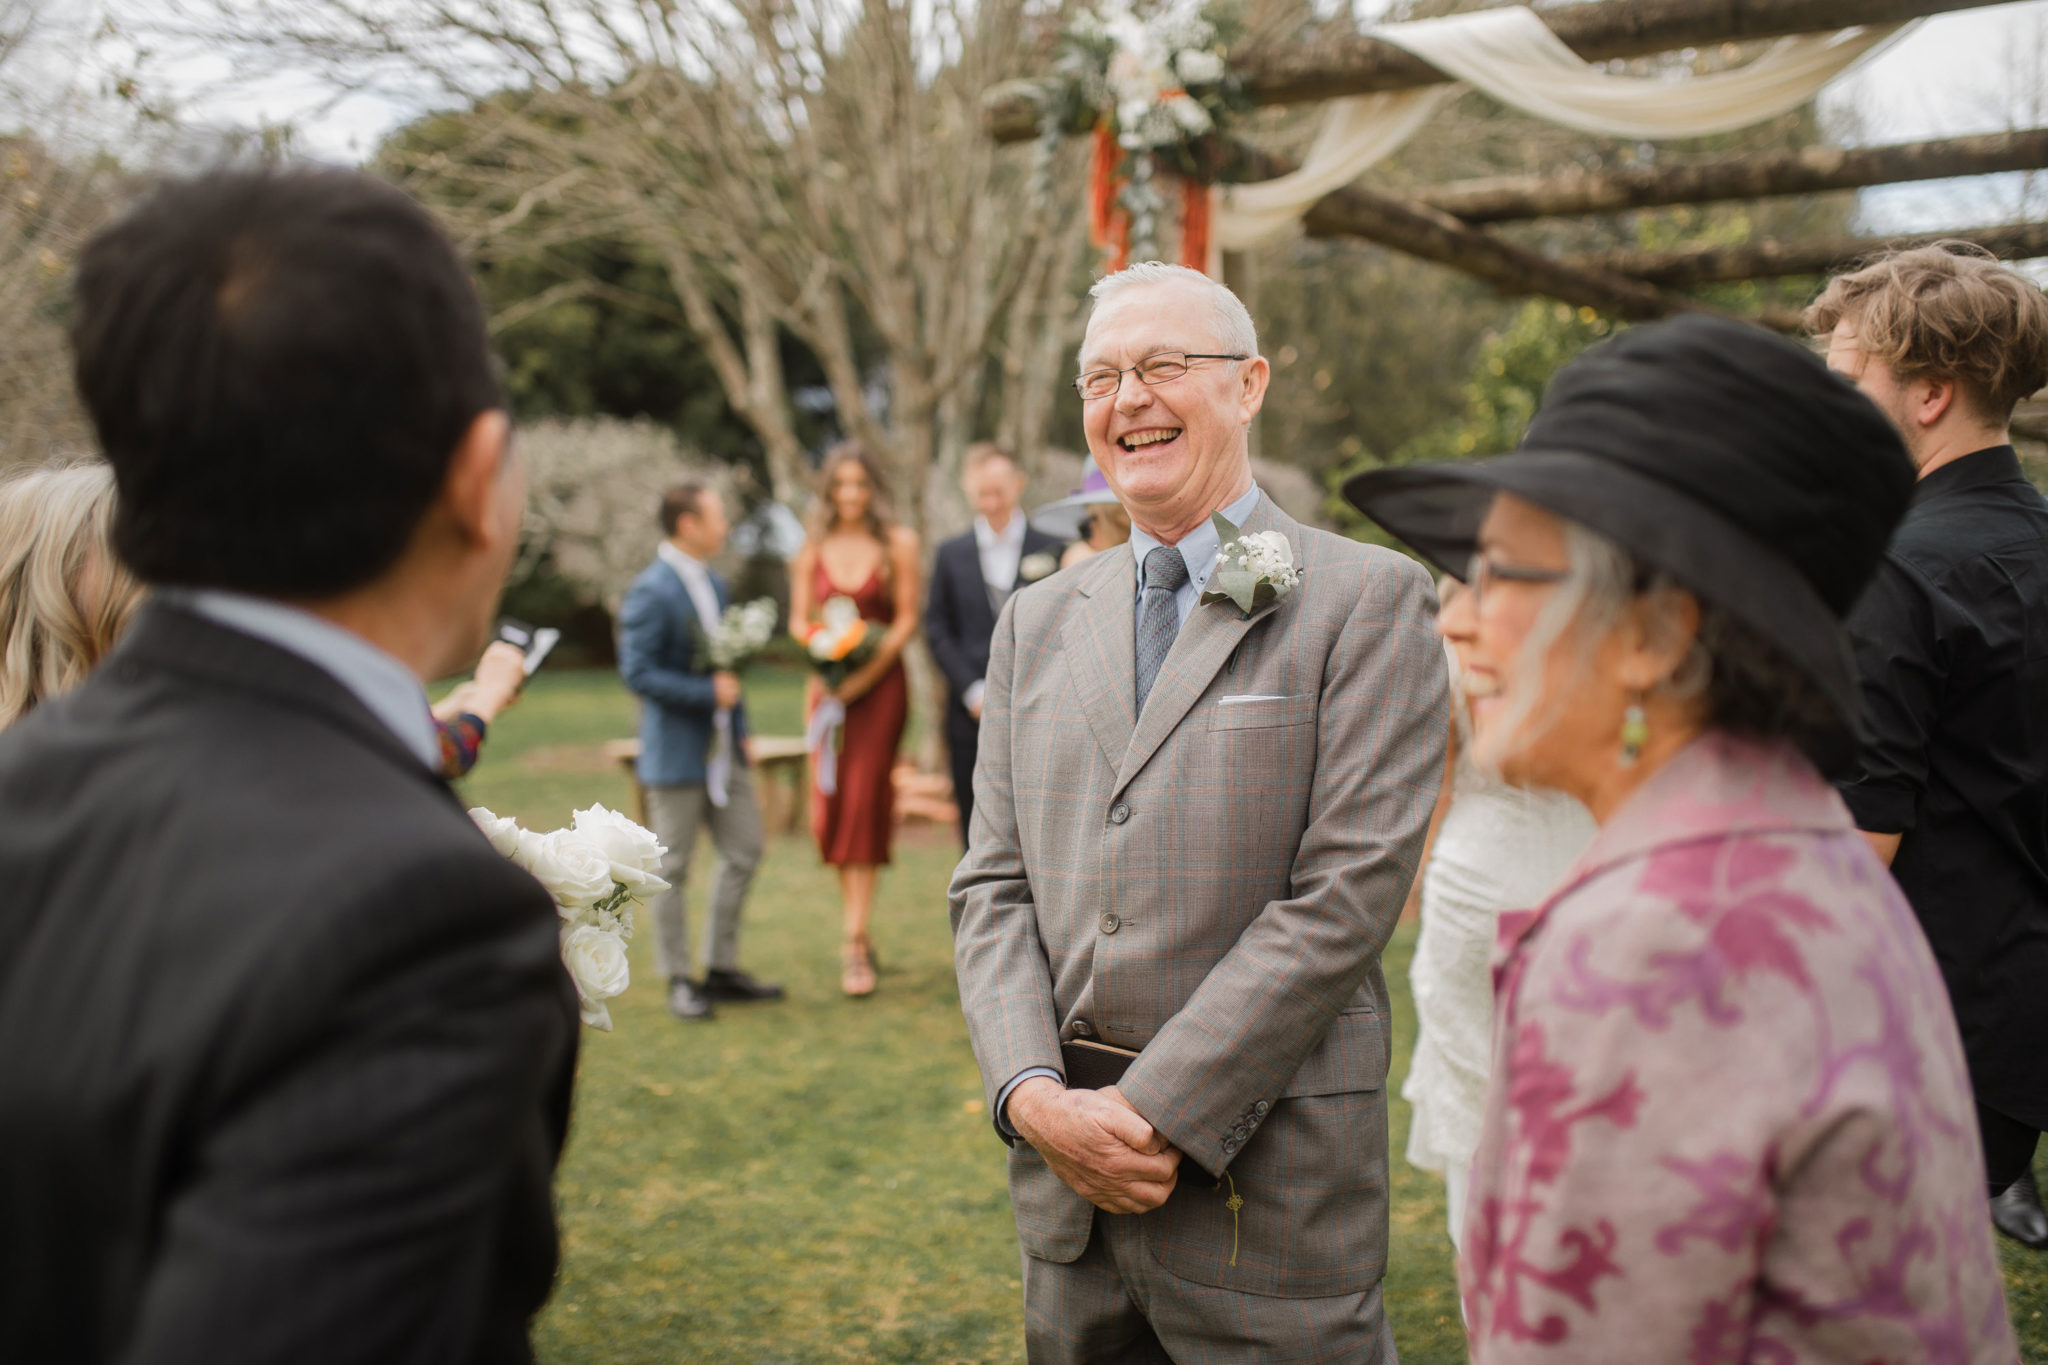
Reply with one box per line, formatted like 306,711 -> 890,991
1464,552 -> 1567,602
1074,351 -> 1246,401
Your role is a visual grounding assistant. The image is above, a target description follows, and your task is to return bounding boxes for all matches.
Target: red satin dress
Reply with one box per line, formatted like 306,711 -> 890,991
809,557 -> 908,866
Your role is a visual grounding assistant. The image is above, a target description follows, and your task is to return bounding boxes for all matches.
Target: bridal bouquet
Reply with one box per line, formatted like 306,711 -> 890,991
801,595 -> 883,798
470,804 -> 668,1031
803,594 -> 882,691
700,597 -> 780,672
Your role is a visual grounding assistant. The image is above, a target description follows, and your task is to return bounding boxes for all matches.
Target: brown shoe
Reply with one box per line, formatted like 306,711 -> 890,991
841,938 -> 877,998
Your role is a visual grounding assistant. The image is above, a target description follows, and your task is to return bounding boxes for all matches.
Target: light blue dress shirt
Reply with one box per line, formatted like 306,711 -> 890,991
994,480 -> 1265,1138
1127,482 -> 1264,628
164,588 -> 441,771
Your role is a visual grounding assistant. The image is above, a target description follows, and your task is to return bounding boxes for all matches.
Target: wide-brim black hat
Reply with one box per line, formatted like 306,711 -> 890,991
1342,313 -> 1915,771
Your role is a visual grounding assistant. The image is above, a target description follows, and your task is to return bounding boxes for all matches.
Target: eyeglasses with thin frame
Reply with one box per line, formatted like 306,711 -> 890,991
1464,551 -> 1567,602
1074,351 -> 1247,401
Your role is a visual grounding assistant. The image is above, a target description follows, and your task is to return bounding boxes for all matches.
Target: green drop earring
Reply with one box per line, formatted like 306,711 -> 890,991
1619,695 -> 1649,767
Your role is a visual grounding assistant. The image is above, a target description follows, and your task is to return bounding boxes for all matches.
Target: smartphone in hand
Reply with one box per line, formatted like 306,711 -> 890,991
495,618 -> 561,676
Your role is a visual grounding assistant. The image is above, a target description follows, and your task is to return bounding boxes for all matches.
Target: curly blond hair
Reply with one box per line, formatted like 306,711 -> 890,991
0,462 -> 144,728
1805,242 -> 2048,421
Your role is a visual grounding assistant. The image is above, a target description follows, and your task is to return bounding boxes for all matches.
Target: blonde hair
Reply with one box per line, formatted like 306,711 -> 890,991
1805,242 -> 2048,421
960,441 -> 1018,479
0,462 -> 144,727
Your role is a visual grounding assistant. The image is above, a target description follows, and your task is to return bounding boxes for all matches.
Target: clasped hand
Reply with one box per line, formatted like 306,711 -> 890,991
1009,1079 -> 1180,1214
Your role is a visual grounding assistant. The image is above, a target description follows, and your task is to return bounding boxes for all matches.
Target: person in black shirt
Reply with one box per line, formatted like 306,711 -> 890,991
1811,243 -> 2048,1248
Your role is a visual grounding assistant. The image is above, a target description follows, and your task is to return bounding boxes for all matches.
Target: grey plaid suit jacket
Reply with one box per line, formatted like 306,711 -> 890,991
951,493 -> 1449,1301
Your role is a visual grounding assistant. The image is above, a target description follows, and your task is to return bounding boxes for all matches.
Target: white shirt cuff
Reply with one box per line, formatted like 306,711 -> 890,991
963,679 -> 987,713
996,1066 -> 1064,1138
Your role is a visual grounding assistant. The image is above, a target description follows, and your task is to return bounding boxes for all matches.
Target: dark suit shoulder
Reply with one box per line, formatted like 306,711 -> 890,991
0,659 -> 558,1039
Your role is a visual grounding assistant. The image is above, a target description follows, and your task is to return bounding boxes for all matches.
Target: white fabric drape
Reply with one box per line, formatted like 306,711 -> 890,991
1214,6 -> 1909,250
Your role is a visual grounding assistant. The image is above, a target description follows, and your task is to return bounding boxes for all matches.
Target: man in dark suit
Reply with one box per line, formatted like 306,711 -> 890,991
926,443 -> 1062,845
0,169 -> 577,1364
618,482 -> 781,1022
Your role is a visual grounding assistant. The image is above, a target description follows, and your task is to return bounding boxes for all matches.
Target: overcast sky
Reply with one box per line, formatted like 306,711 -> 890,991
72,0 -> 2048,236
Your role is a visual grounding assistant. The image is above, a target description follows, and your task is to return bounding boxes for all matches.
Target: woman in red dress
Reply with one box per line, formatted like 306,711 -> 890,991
790,444 -> 921,997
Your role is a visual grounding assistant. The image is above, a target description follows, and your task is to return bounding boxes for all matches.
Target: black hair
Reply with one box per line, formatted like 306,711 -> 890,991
1693,603 -> 1837,754
660,482 -> 709,536
70,167 -> 504,595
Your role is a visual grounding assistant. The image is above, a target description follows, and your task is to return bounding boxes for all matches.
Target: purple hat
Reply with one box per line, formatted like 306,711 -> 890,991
1030,455 -> 1123,540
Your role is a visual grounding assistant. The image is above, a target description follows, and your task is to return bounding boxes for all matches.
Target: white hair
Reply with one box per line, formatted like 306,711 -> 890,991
1469,518 -> 1708,778
1085,262 -> 1258,359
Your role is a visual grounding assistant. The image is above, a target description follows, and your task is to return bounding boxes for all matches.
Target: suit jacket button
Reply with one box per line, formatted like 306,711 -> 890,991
1254,1100 -> 1269,1117
1100,913 -> 1120,935
1072,1020 -> 1094,1038
1109,802 -> 1131,824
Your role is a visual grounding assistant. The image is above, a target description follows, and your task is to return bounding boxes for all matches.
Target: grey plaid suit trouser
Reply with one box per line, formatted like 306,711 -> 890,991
1022,1213 -> 1399,1365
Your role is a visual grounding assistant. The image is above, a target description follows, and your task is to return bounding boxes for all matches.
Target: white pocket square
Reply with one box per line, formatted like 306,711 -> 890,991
1216,694 -> 1291,705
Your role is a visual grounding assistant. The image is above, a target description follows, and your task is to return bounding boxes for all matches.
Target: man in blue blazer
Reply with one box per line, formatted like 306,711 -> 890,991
926,445 -> 1063,845
618,483 -> 782,1021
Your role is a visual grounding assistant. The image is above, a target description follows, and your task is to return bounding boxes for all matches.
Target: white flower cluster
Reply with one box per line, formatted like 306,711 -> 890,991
1076,0 -> 1226,150
707,596 -> 778,671
470,804 -> 669,1031
1225,530 -> 1301,590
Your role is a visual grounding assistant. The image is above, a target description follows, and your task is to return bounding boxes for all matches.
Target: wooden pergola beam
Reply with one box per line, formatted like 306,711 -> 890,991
1240,145 -> 1699,321
1569,219 -> 2048,285
1418,128 -> 2048,223
988,0 -> 1996,141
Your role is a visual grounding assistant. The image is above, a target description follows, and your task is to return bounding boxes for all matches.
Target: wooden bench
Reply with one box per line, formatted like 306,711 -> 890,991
604,736 -> 811,834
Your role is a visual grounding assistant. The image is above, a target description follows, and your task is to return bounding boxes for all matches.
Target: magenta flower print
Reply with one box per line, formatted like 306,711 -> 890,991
1460,736 -> 2014,1363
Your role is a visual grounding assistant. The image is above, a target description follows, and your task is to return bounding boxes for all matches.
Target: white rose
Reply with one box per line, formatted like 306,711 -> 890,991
562,924 -> 631,1003
468,807 -> 525,860
571,805 -> 669,899
1175,48 -> 1225,85
1166,93 -> 1212,136
526,829 -> 616,910
821,595 -> 862,631
1019,552 -> 1058,583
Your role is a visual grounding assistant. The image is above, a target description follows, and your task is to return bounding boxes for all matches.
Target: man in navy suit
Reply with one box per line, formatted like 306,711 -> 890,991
619,483 -> 783,1021
926,444 -> 1063,845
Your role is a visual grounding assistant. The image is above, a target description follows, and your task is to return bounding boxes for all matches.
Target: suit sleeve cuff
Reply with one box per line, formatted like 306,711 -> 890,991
963,679 -> 986,713
995,1066 -> 1063,1139
1839,782 -> 1917,835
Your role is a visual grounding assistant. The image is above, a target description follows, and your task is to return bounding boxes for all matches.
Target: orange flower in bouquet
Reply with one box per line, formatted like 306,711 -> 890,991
805,595 -> 882,689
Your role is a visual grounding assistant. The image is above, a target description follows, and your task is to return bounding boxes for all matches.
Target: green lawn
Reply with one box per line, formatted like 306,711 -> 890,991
463,668 -> 2047,1364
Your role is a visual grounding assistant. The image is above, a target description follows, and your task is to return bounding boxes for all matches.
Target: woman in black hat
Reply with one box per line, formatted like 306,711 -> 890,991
1346,315 -> 2016,1361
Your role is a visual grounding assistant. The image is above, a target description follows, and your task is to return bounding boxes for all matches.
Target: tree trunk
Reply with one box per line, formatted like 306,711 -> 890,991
988,0 -> 1996,138
1420,128 -> 2048,223
1569,218 -> 2048,286
656,246 -> 809,504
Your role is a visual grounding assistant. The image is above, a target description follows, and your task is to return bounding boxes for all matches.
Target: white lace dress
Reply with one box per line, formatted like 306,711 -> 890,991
1403,654 -> 1595,1248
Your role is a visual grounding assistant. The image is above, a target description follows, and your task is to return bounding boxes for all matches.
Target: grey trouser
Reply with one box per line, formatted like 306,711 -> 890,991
1021,1214 -> 1396,1365
645,766 -> 763,982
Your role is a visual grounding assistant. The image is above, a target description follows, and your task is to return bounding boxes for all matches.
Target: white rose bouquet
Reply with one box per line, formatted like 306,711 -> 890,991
695,596 -> 779,809
469,804 -> 669,1031
699,597 -> 780,672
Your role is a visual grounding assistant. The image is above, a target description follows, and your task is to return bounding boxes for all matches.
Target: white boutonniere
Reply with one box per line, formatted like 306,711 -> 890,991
1018,551 -> 1058,584
1199,512 -> 1300,618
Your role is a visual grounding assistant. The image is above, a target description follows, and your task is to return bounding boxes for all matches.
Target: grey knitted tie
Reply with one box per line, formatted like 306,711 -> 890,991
1135,545 -> 1190,715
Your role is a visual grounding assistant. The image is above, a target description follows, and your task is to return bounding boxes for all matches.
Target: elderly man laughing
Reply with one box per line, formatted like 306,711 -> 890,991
950,262 -> 1449,1363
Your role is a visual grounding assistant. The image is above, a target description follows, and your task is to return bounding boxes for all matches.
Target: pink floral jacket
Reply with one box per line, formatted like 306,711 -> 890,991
1462,733 -> 2016,1363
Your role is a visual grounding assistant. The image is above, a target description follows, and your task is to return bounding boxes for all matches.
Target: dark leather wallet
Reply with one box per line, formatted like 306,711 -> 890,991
1061,1038 -> 1140,1090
